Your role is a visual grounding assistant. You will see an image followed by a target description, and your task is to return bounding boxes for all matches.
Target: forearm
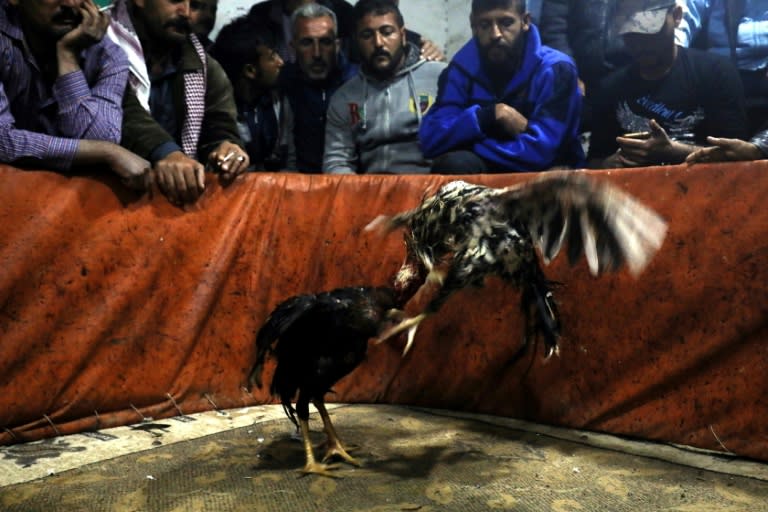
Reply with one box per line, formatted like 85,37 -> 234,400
0,126 -> 78,171
54,67 -> 128,142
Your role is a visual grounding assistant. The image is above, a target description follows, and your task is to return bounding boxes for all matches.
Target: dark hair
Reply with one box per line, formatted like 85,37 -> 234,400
352,0 -> 404,28
471,0 -> 526,15
209,16 -> 276,82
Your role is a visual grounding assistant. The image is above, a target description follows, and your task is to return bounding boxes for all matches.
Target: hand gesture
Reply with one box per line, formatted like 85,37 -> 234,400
155,151 -> 206,205
495,103 -> 528,138
615,119 -> 673,167
207,142 -> 249,181
685,136 -> 764,164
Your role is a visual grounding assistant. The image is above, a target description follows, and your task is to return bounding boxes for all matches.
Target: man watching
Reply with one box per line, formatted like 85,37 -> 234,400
419,0 -> 585,173
587,0 -> 747,168
282,3 -> 357,173
323,0 -> 446,174
189,0 -> 217,49
211,17 -> 294,171
107,0 -> 249,205
0,0 -> 149,189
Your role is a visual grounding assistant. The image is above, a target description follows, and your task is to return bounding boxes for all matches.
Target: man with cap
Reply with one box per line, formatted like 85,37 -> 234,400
587,0 -> 748,168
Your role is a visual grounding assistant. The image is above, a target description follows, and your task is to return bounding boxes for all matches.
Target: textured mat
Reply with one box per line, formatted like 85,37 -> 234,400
2,405 -> 767,512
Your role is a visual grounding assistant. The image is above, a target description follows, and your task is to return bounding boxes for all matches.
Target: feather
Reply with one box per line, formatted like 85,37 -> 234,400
370,171 -> 668,356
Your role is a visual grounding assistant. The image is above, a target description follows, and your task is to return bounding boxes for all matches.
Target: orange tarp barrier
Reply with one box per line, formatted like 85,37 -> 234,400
1,163 -> 766,462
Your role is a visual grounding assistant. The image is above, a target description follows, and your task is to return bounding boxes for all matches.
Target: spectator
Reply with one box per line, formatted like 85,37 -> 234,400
107,0 -> 248,205
248,0 -> 355,64
322,0 -> 446,174
211,17 -> 293,171
679,1 -> 768,135
248,0 -> 444,65
686,133 -> 768,163
189,0 -> 217,49
0,0 -> 149,189
587,0 -> 747,169
420,0 -> 584,173
282,3 -> 357,173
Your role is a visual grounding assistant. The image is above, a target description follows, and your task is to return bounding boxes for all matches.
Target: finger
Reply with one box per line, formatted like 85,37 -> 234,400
685,150 -> 708,164
180,168 -> 199,203
649,118 -> 665,136
232,154 -> 249,175
169,168 -> 189,205
195,163 -> 206,192
616,137 -> 646,148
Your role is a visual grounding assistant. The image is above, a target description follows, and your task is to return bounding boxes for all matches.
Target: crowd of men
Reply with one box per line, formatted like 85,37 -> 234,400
1,0 -> 767,206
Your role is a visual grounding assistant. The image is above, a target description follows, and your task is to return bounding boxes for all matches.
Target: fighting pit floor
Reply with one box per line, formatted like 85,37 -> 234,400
2,404 -> 767,511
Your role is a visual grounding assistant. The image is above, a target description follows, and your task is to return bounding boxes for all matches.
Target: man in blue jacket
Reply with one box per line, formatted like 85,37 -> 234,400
420,0 -> 585,173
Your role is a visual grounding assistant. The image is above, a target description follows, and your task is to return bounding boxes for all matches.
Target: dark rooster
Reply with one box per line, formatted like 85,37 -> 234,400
366,172 -> 668,357
248,286 -> 403,477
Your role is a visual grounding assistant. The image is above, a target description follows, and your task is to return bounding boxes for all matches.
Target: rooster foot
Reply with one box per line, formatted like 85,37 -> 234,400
374,313 -> 427,356
299,461 -> 342,478
321,442 -> 362,467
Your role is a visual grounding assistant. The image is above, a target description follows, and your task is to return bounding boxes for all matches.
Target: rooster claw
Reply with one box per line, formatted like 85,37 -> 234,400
299,461 -> 343,478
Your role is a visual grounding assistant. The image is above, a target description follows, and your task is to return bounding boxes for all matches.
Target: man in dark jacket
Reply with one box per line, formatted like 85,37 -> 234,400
248,0 -> 355,63
211,17 -> 292,171
420,0 -> 584,173
107,0 -> 248,205
587,0 -> 747,168
281,3 -> 357,172
539,0 -> 698,132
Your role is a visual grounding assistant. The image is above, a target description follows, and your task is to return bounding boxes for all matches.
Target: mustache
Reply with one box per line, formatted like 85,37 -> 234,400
371,49 -> 391,59
52,7 -> 83,25
164,17 -> 191,33
487,40 -> 511,51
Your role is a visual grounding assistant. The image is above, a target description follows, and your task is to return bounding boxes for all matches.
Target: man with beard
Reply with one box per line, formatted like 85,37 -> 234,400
322,0 -> 446,174
0,0 -> 149,188
211,17 -> 293,170
587,0 -> 747,168
419,0 -> 584,173
106,0 -> 249,205
281,3 -> 357,173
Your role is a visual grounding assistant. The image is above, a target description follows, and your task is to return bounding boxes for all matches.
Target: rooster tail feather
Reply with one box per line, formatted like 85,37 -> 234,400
247,360 -> 265,391
282,401 -> 298,429
248,295 -> 316,391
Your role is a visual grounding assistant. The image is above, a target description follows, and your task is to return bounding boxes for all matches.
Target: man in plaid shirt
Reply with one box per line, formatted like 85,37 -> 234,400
0,0 -> 150,189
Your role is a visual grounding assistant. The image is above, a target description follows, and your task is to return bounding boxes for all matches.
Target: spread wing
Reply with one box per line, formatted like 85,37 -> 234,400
493,172 -> 668,277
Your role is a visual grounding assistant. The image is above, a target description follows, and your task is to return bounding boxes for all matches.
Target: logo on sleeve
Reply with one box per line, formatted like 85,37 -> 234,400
410,94 -> 434,114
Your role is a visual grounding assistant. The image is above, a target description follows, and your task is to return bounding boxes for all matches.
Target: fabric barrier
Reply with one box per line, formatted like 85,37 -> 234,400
1,164 -> 766,462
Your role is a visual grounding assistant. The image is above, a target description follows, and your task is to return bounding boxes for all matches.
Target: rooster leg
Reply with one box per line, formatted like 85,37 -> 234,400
298,416 -> 342,478
314,400 -> 361,467
374,313 -> 428,355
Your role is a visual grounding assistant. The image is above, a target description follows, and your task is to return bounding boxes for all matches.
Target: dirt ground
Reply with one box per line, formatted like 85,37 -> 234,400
2,405 -> 767,511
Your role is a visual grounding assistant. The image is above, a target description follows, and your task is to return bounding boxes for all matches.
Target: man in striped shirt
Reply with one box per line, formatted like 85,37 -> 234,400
0,0 -> 150,190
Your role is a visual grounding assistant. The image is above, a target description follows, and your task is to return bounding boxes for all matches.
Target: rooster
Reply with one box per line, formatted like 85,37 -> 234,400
248,286 -> 403,477
366,172 -> 668,357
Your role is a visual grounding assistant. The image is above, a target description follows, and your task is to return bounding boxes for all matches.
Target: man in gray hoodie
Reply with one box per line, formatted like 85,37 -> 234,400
322,0 -> 446,174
